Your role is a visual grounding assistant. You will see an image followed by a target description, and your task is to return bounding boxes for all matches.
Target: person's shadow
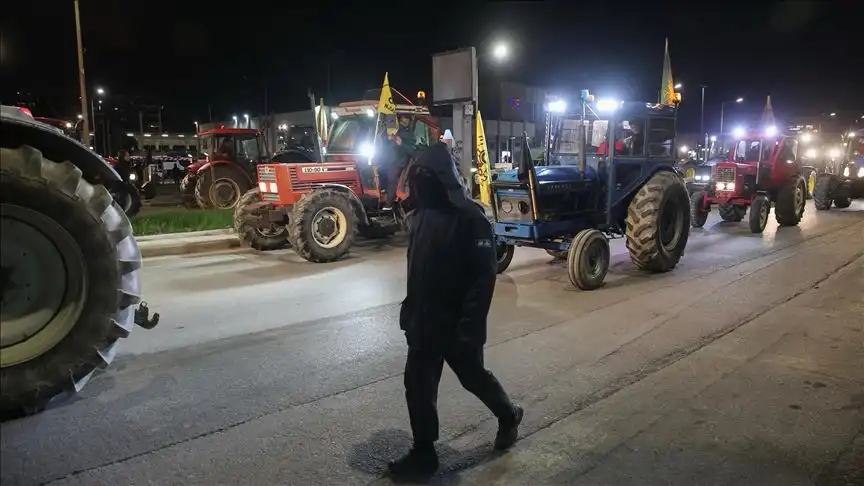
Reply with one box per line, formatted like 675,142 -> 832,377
349,429 -> 507,485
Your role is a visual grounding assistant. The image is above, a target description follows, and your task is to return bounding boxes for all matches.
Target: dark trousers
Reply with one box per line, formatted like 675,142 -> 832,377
404,344 -> 515,443
385,163 -> 405,207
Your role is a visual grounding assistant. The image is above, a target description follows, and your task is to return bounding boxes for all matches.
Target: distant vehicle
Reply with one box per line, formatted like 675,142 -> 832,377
813,129 -> 864,210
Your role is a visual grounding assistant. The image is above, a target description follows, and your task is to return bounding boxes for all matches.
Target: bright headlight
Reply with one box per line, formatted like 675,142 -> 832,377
805,148 -> 817,159
359,141 -> 375,159
129,172 -> 137,181
829,148 -> 841,158
857,166 -> 864,178
843,167 -> 850,177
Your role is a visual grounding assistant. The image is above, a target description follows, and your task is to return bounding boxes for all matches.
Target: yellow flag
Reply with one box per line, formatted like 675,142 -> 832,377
660,38 -> 676,105
377,72 -> 397,135
475,111 -> 492,206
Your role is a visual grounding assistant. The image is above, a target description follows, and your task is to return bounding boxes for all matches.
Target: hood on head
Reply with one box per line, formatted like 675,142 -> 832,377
410,142 -> 470,208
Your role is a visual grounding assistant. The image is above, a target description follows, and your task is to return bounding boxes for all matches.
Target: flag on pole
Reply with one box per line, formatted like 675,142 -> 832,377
377,72 -> 398,135
660,38 -> 676,105
475,111 -> 492,206
761,95 -> 775,126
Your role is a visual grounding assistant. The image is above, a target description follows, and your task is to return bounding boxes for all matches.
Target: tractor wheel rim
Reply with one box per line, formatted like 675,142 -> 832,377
311,207 -> 347,249
659,198 -> 683,251
808,173 -> 816,194
585,239 -> 605,279
0,204 -> 87,367
211,178 -> 240,208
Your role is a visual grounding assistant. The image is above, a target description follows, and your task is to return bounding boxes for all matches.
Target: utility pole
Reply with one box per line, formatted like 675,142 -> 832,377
700,84 -> 707,161
73,0 -> 90,147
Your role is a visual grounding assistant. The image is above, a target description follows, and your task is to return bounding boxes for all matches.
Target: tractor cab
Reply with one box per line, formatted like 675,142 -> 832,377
196,127 -> 269,167
325,101 -> 438,208
494,99 -> 677,226
716,131 -> 799,195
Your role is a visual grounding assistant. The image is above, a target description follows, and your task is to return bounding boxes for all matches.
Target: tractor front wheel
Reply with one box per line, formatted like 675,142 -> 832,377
496,242 -> 515,274
567,229 -> 610,290
626,171 -> 690,272
289,189 -> 357,263
813,174 -> 835,210
748,194 -> 770,233
775,177 -> 806,226
690,191 -> 709,228
233,188 -> 290,251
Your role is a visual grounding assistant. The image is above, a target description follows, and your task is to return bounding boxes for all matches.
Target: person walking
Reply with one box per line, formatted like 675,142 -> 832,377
389,141 -> 523,482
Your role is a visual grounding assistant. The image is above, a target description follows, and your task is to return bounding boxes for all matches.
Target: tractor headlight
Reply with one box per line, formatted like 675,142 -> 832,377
857,166 -> 864,178
715,182 -> 735,192
805,148 -> 817,159
829,148 -> 841,159
359,141 -> 375,159
843,167 -> 850,177
129,172 -> 137,181
496,193 -> 532,223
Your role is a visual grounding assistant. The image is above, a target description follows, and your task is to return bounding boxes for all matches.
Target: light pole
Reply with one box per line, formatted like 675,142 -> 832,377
73,0 -> 90,147
719,97 -> 743,151
90,87 -> 106,154
700,84 -> 707,161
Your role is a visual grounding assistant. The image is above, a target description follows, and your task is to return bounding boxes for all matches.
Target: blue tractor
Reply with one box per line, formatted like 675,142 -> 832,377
492,94 -> 691,290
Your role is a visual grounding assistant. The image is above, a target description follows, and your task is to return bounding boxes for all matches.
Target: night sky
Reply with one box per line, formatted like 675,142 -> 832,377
2,0 -> 862,132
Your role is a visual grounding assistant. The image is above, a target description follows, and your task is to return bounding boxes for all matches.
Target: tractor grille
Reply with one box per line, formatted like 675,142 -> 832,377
257,165 -> 277,182
261,192 -> 280,202
715,167 -> 735,184
287,167 -> 359,192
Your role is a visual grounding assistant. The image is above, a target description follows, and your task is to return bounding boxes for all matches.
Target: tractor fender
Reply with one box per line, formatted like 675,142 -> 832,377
314,183 -> 370,226
0,105 -> 120,184
192,160 -> 253,185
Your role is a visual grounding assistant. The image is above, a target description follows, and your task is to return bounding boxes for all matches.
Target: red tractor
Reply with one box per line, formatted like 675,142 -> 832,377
690,129 -> 808,234
234,93 -> 440,261
180,126 -> 315,209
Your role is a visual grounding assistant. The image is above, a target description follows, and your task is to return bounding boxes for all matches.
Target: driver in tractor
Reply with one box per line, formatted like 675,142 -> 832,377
383,114 -> 418,210
215,137 -> 233,161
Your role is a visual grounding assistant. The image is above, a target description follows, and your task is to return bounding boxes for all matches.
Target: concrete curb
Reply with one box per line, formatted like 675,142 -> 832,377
137,229 -> 241,258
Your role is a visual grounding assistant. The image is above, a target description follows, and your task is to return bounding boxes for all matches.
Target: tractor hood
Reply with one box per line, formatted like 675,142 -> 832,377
186,159 -> 209,173
411,142 -> 471,208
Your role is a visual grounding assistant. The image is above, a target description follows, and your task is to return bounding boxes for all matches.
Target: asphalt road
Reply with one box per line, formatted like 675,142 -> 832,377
1,201 -> 863,486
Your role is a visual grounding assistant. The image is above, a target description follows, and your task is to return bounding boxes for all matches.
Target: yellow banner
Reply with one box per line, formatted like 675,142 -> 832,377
475,110 -> 492,206
378,72 -> 396,115
660,38 -> 676,105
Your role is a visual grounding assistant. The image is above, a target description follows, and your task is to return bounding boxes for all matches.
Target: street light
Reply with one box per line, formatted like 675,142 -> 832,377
96,87 -> 105,95
829,112 -> 836,117
243,113 -> 250,128
232,115 -> 238,127
674,83 -> 682,90
718,97 -> 744,151
492,42 -> 509,61
710,135 -> 717,142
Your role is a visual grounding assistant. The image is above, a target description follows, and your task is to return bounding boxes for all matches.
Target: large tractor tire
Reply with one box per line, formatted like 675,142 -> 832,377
0,146 -> 141,420
112,181 -> 142,218
748,194 -> 770,234
775,177 -> 806,226
626,171 -> 690,272
289,189 -> 357,263
233,188 -> 290,251
194,165 -> 250,209
813,174 -> 835,211
718,203 -> 746,222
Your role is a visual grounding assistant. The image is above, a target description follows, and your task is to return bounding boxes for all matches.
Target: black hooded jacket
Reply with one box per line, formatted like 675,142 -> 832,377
399,142 -> 497,348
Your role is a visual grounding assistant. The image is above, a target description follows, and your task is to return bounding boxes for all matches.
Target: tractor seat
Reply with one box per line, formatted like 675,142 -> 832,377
535,164 -> 599,184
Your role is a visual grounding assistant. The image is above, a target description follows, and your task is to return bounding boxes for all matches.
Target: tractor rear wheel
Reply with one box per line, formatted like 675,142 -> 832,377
813,174 -> 834,210
566,229 -> 609,290
496,242 -> 515,274
289,189 -> 357,262
748,194 -> 770,233
0,146 -> 141,419
718,203 -> 745,222
233,188 -> 290,251
626,171 -> 690,272
690,190 -> 709,228
194,166 -> 249,209
775,177 -> 806,226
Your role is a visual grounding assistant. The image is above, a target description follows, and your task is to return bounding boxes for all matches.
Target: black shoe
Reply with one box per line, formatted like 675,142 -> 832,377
494,405 -> 524,450
388,445 -> 439,482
